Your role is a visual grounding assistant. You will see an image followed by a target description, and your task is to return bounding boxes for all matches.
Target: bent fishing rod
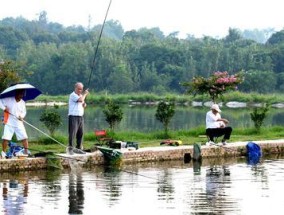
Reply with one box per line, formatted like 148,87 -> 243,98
2,111 -> 90,162
87,0 -> 112,89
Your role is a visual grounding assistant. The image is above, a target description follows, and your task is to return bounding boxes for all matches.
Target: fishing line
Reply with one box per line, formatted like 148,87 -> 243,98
22,119 -> 66,148
87,0 -> 112,89
121,169 -> 159,181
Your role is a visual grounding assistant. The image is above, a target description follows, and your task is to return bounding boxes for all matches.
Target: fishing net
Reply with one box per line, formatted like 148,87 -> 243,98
34,151 -> 63,170
45,153 -> 63,170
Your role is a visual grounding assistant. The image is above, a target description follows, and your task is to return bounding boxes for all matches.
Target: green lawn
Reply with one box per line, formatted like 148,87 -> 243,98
23,126 -> 284,154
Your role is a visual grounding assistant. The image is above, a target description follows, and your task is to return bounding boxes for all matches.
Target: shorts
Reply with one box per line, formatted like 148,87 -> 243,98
2,124 -> 28,141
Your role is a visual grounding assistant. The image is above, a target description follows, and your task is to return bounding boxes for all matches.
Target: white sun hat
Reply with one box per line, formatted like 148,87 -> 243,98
211,104 -> 221,112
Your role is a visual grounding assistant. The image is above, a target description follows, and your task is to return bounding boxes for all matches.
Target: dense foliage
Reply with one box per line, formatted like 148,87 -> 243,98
0,61 -> 22,92
0,14 -> 283,96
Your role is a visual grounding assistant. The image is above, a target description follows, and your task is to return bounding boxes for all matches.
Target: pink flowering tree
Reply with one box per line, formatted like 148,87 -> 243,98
183,71 -> 244,103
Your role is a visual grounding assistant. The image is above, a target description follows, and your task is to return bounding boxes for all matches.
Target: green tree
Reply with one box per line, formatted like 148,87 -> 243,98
107,64 -> 134,93
267,30 -> 284,45
103,100 -> 123,132
239,70 -> 277,93
224,28 -> 243,43
250,104 -> 269,133
0,61 -> 22,92
40,106 -> 62,136
155,100 -> 175,138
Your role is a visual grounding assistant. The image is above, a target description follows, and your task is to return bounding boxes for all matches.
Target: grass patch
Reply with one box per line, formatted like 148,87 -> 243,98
22,125 -> 284,153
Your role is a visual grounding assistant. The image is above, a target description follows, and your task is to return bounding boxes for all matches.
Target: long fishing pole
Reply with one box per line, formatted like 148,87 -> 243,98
87,0 -> 112,88
6,111 -> 67,148
22,119 -> 66,148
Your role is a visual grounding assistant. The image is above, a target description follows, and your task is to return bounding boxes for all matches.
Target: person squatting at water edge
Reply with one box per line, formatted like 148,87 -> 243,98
68,82 -> 89,155
205,104 -> 232,146
0,89 -> 29,158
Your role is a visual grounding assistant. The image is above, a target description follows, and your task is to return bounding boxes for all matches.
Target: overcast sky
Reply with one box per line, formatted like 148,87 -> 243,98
0,0 -> 283,38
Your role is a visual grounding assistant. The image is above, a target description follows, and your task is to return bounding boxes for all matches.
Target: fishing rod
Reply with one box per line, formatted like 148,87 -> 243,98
2,110 -> 90,165
87,0 -> 112,89
22,119 -> 66,148
5,111 -> 67,148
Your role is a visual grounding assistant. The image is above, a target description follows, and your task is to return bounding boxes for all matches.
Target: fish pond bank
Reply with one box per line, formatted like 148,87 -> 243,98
1,139 -> 284,172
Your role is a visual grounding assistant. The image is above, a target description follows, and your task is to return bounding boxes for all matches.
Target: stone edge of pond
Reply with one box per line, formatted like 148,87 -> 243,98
1,139 -> 284,172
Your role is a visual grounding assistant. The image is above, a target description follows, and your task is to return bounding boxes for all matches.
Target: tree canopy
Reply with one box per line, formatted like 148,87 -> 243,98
0,14 -> 282,95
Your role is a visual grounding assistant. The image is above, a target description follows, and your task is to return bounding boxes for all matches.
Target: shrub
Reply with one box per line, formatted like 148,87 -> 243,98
40,106 -> 62,136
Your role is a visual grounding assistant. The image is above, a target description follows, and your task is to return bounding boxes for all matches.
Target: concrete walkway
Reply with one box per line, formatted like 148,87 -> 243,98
1,139 -> 284,172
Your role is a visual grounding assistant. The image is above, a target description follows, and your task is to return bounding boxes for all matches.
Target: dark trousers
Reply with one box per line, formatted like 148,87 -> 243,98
206,127 -> 232,142
68,116 -> 84,149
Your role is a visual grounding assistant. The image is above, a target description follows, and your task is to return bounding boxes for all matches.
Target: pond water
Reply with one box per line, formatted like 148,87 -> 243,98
1,155 -> 284,215
16,105 -> 284,140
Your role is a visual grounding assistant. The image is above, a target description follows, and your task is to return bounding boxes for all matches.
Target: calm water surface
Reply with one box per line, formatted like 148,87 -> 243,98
1,155 -> 284,215
17,105 -> 284,140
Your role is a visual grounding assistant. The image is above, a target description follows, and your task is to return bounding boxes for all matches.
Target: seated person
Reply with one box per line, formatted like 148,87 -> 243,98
206,104 -> 232,145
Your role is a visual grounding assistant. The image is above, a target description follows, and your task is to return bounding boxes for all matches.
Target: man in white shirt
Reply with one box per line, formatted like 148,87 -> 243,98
68,82 -> 89,154
206,104 -> 232,145
0,89 -> 29,158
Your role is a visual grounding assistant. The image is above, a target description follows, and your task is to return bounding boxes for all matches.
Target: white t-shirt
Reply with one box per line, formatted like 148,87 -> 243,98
0,97 -> 26,127
206,110 -> 224,129
68,91 -> 84,116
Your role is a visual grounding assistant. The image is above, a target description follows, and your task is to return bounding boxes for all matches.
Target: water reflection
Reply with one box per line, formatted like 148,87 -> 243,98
102,167 -> 122,206
68,173 -> 84,214
2,178 -> 28,215
193,160 -> 202,175
205,166 -> 232,214
157,170 -> 175,201
1,156 -> 284,214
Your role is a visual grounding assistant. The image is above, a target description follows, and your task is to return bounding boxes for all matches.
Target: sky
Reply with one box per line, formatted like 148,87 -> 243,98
0,0 -> 283,38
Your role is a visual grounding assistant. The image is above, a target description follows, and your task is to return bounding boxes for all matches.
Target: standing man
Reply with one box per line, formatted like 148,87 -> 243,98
205,104 -> 232,146
68,82 -> 89,154
0,89 -> 29,158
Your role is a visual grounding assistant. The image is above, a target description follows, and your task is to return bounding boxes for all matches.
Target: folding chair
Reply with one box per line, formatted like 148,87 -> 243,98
94,129 -> 113,146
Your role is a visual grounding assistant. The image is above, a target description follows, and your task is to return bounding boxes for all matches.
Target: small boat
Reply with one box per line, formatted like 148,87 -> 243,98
96,146 -> 123,166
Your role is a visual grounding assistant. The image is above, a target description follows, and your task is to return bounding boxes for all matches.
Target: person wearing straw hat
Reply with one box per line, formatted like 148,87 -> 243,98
0,89 -> 29,158
205,104 -> 232,146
